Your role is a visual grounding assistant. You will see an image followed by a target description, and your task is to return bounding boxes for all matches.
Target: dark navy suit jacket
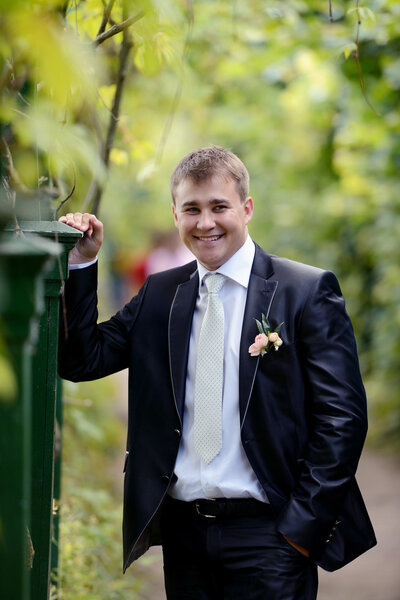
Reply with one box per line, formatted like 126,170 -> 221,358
59,244 -> 376,573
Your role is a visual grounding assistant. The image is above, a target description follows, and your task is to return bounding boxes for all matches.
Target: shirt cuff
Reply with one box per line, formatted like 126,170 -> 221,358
69,257 -> 98,270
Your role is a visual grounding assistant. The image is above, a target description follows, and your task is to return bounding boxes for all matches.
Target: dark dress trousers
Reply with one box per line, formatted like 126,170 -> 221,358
58,244 -> 376,573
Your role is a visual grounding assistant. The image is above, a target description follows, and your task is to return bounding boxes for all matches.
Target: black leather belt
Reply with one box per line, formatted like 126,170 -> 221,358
166,496 -> 274,519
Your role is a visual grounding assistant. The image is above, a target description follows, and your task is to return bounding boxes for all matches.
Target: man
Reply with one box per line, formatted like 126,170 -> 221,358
59,146 -> 376,599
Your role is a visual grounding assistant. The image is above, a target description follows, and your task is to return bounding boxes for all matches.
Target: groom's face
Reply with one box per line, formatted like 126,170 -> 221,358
172,175 -> 253,271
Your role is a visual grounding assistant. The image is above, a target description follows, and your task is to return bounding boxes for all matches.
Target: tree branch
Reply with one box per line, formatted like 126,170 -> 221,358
84,25 -> 133,213
92,11 -> 144,47
0,60 -> 12,95
96,0 -> 117,38
1,136 -> 30,194
155,0 -> 194,165
352,0 -> 381,117
1,142 -> 21,235
2,175 -> 21,235
2,136 -> 62,203
55,169 -> 77,215
328,0 -> 333,23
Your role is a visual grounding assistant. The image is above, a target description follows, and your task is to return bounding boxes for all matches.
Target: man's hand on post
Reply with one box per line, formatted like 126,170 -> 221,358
59,212 -> 103,265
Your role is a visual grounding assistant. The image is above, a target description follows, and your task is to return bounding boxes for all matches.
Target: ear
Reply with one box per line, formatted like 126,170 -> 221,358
243,196 -> 254,224
171,203 -> 178,227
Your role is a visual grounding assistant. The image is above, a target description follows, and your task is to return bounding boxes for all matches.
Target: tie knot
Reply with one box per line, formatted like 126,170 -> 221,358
204,273 -> 225,295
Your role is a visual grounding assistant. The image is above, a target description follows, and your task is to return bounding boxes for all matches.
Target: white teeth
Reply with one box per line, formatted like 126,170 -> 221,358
198,235 -> 221,241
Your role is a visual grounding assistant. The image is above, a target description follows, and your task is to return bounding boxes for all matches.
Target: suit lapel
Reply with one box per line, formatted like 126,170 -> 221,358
239,246 -> 278,426
168,269 -> 199,423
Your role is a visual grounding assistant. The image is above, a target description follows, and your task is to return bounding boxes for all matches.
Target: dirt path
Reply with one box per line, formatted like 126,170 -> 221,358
130,449 -> 400,600
318,449 -> 400,600
113,373 -> 400,599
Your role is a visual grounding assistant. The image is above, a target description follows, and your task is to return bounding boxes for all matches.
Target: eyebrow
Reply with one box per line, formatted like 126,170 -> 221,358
181,198 -> 230,208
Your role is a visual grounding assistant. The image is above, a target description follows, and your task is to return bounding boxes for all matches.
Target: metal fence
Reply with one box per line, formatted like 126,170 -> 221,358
0,220 -> 81,600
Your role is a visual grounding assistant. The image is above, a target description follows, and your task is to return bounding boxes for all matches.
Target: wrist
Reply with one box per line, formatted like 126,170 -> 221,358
68,246 -> 98,265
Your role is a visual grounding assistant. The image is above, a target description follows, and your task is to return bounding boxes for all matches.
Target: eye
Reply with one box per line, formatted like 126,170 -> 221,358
184,206 -> 199,214
213,204 -> 227,212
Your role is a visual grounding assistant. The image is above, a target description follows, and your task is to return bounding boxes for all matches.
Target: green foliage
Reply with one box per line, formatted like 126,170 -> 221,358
3,3 -> 398,597
0,0 -> 184,213
53,376 -> 153,599
1,8 -> 399,594
96,0 -> 399,446
145,0 -> 398,448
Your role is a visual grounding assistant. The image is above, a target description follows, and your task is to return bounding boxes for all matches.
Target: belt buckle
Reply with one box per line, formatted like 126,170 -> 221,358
195,498 -> 217,518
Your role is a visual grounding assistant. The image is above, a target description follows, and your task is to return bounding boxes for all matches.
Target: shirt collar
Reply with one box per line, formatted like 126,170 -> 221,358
197,235 -> 255,290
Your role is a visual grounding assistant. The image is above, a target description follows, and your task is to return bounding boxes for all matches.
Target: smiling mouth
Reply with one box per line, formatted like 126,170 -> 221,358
195,234 -> 224,242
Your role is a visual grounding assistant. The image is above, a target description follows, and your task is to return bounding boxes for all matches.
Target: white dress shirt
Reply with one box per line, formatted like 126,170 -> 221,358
69,257 -> 98,270
169,236 -> 268,502
71,239 -> 267,502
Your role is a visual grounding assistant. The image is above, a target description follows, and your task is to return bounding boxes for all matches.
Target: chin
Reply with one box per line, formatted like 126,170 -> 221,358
200,257 -> 224,271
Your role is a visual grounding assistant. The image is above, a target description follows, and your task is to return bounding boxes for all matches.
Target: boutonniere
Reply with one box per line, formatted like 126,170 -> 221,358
248,314 -> 284,357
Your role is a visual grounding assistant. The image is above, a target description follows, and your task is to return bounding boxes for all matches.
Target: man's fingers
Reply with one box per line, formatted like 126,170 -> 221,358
59,212 -> 83,230
59,212 -> 84,229
59,212 -> 103,264
59,212 -> 99,238
80,213 -> 94,237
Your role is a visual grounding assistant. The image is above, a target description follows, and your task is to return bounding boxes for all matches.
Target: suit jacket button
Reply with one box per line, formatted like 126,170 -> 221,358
174,429 -> 181,437
161,475 -> 170,483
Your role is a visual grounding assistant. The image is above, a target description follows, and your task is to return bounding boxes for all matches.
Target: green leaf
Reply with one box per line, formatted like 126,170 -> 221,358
255,319 -> 263,334
262,314 -> 270,333
274,322 -> 284,333
347,6 -> 376,21
358,7 -> 376,21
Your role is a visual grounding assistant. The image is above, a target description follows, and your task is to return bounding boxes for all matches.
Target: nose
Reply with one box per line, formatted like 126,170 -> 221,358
197,209 -> 215,231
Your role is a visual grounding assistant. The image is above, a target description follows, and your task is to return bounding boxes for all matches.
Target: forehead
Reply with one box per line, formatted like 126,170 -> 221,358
174,175 -> 240,205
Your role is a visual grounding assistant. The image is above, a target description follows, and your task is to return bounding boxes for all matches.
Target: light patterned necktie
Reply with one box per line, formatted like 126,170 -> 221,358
193,272 -> 226,464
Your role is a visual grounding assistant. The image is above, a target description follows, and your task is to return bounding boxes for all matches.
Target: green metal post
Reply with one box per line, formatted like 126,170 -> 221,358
51,377 -> 63,580
0,233 -> 60,600
15,222 -> 81,600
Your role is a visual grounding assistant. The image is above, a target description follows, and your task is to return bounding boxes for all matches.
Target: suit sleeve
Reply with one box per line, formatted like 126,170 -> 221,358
276,270 -> 368,559
58,262 -> 148,382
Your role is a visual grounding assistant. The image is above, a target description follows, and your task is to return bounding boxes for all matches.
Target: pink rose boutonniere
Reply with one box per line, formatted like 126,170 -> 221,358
248,314 -> 284,357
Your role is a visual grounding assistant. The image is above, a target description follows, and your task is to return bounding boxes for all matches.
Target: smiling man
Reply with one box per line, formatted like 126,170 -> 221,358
171,172 -> 253,271
59,146 -> 375,599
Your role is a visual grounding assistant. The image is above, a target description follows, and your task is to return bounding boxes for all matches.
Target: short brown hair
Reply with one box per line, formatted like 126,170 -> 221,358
170,145 -> 250,203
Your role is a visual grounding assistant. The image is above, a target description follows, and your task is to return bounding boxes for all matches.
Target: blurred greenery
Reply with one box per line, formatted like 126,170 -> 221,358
53,376 -> 158,599
1,0 -> 399,594
2,0 -> 396,441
